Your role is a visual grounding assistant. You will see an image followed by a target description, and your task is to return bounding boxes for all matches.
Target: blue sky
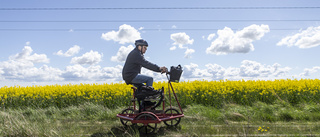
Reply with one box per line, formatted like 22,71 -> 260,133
1,0 -> 320,87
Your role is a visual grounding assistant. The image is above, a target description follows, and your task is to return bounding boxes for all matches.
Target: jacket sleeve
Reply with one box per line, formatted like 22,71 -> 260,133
137,53 -> 161,72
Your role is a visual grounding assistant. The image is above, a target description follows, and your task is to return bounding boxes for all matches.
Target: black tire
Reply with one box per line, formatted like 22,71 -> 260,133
120,108 -> 135,126
135,113 -> 157,134
164,108 -> 181,126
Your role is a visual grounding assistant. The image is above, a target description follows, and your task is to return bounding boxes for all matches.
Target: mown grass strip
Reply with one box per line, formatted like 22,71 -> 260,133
1,103 -> 320,136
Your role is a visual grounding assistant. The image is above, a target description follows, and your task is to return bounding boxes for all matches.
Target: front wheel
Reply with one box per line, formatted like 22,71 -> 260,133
164,108 -> 181,126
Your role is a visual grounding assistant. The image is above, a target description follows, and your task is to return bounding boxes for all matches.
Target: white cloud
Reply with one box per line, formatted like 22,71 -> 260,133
111,45 -> 134,62
271,63 -> 292,77
71,50 -> 103,65
102,65 -> 123,79
170,32 -> 194,47
277,26 -> 320,48
169,46 -> 177,50
101,24 -> 141,44
170,32 -> 195,58
0,45 -> 127,84
0,61 -> 63,81
62,64 -> 122,81
206,24 -> 270,55
0,69 -> 4,81
63,65 -> 97,81
0,60 -> 35,80
238,60 -> 291,78
207,33 -> 216,41
223,67 -> 240,79
183,63 -> 212,79
172,25 -> 177,29
299,66 -> 320,77
10,46 -> 49,63
36,65 -> 63,81
182,60 -> 291,80
184,48 -> 195,58
55,45 -> 80,57
205,64 -> 225,79
239,60 -> 291,78
0,46 -> 62,81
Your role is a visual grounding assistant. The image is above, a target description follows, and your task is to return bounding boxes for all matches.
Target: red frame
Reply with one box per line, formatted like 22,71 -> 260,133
116,79 -> 184,124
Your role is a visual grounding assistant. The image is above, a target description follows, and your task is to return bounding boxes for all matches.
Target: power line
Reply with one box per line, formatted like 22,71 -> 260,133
1,7 -> 320,10
1,19 -> 320,23
0,28 -> 304,32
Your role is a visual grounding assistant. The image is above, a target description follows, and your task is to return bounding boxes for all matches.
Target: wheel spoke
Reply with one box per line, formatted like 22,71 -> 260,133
148,124 -> 155,129
135,113 -> 158,134
120,108 -> 135,126
164,108 -> 181,127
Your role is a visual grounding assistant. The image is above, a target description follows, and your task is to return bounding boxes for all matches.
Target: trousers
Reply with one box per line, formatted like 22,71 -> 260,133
131,74 -> 154,87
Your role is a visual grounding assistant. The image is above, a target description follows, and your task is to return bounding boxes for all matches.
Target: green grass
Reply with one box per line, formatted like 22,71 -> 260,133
1,102 -> 320,136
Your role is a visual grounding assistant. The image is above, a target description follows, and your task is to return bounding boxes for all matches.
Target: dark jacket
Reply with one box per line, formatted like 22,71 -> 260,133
122,47 -> 161,84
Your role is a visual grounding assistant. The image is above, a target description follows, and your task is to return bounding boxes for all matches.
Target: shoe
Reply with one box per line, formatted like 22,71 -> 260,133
135,89 -> 156,98
146,86 -> 154,90
135,87 -> 163,100
140,86 -> 154,91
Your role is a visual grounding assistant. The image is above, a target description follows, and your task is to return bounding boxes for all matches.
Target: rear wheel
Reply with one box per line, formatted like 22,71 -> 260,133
135,113 -> 157,134
164,108 -> 181,126
120,108 -> 134,126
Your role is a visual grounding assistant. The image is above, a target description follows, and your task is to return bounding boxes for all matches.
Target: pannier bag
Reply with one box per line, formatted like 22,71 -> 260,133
169,65 -> 183,83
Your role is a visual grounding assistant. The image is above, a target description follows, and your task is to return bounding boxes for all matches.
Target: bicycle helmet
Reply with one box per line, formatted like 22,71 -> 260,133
135,39 -> 148,47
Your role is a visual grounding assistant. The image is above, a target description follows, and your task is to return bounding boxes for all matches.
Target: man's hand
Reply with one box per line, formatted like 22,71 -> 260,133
160,66 -> 168,73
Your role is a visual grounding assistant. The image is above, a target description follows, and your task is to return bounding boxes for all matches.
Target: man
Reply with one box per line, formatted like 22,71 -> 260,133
122,39 -> 166,108
122,39 -> 167,88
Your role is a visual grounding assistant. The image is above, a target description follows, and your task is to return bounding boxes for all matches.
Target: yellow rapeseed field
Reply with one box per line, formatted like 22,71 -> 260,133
0,79 -> 319,108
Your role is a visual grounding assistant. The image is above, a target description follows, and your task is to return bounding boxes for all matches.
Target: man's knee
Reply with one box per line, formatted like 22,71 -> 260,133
147,77 -> 153,82
149,77 -> 153,81
146,77 -> 153,87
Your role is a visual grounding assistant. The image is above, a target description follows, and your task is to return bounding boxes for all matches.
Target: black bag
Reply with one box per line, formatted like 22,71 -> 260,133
169,65 -> 183,83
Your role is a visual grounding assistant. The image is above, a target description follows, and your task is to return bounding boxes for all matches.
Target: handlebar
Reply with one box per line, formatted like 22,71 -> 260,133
160,67 -> 168,74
